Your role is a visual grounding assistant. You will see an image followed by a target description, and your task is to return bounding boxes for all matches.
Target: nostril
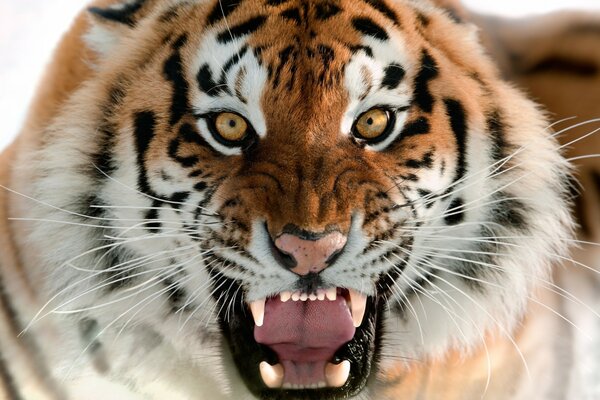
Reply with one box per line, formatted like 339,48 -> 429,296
273,247 -> 297,270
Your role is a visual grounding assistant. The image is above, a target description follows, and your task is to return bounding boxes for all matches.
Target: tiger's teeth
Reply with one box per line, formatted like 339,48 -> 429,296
250,299 -> 266,327
259,362 -> 284,389
325,360 -> 351,388
300,292 -> 308,301
280,291 -> 292,302
317,290 -> 326,301
309,293 -> 317,301
348,289 -> 367,328
325,288 -> 337,301
291,291 -> 301,301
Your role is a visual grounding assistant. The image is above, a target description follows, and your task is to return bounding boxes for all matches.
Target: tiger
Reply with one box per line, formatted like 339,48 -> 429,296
1,0 -> 599,399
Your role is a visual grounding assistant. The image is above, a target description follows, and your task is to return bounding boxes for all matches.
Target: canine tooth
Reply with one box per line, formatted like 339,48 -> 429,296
280,291 -> 292,302
348,289 -> 368,328
325,288 -> 337,301
259,362 -> 284,389
292,292 -> 301,301
300,293 -> 308,301
325,360 -> 351,388
250,299 -> 266,327
317,290 -> 326,301
309,293 -> 317,301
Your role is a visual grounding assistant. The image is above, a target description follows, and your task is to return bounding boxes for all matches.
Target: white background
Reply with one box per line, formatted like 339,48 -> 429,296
1,0 -> 600,151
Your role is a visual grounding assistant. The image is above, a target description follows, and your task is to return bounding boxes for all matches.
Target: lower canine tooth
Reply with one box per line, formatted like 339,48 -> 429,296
259,362 -> 284,389
325,360 -> 351,388
250,299 -> 266,327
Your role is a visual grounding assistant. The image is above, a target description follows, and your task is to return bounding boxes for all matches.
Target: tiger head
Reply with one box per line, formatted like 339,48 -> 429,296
29,0 -> 573,398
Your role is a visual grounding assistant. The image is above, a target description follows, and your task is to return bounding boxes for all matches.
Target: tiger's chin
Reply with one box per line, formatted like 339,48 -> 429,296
219,282 -> 385,399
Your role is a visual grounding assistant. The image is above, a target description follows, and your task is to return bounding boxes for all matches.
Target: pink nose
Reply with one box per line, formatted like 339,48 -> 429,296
274,232 -> 347,276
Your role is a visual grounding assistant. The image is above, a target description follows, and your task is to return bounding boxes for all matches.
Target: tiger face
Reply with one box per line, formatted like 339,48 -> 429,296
31,0 -> 572,398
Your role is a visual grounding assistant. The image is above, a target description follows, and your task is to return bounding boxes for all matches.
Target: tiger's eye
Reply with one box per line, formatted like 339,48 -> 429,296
355,108 -> 391,139
214,112 -> 248,142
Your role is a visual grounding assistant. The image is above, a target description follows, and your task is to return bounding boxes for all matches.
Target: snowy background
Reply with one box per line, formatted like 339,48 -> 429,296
1,0 -> 600,151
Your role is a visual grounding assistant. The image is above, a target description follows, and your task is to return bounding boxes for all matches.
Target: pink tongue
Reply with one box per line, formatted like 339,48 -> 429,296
254,296 -> 355,386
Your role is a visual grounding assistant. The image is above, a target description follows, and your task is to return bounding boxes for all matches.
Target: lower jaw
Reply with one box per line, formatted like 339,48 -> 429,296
217,287 -> 385,399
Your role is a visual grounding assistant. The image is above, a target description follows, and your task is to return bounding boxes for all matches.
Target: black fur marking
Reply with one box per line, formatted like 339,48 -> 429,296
197,64 -> 229,97
444,7 -> 463,24
145,200 -> 163,231
169,138 -> 199,168
163,34 -> 190,126
413,50 -> 439,113
400,117 -> 430,137
170,192 -> 191,209
194,181 -> 208,191
223,45 -> 249,73
526,56 -> 598,77
216,15 -> 268,44
79,318 -> 103,355
348,44 -> 374,58
381,63 -> 405,90
266,0 -> 290,5
362,0 -> 400,25
487,109 -> 509,162
134,111 -> 157,195
490,192 -> 528,230
444,98 -> 468,184
317,44 -> 335,83
163,277 -> 188,313
0,348 -> 21,400
416,12 -> 430,27
207,0 -> 243,25
352,17 -> 389,41
280,7 -> 302,24
404,150 -> 434,169
88,0 -> 145,27
444,197 -> 465,225
315,1 -> 342,20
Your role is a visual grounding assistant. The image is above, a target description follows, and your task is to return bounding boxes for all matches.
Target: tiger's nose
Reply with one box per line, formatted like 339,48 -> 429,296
273,231 -> 347,276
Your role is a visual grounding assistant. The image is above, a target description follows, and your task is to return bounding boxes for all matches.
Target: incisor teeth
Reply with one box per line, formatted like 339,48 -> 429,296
317,290 -> 326,301
325,288 -> 337,301
309,293 -> 317,301
325,360 -> 351,388
259,362 -> 284,389
348,289 -> 367,328
300,293 -> 308,301
292,292 -> 301,301
250,299 -> 265,327
280,291 -> 292,302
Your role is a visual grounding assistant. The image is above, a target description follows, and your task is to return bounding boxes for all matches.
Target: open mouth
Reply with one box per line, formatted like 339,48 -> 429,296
218,283 -> 385,399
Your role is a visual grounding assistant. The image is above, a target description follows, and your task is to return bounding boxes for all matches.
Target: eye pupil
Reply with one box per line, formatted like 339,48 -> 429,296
229,120 -> 236,128
367,118 -> 374,125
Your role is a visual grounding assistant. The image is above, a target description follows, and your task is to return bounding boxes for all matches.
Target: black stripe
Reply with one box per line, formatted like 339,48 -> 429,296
352,17 -> 389,41
206,0 -> 243,25
88,0 -> 145,27
401,117 -> 430,137
362,0 -> 400,25
487,109 -> 509,162
404,150 -> 434,169
490,192 -> 528,230
280,7 -> 302,24
134,111 -> 157,195
443,98 -> 468,184
0,349 -> 21,400
163,34 -> 190,126
413,50 -> 439,113
381,63 -> 405,90
223,46 -> 249,73
444,197 -> 465,225
197,64 -> 229,96
315,1 -> 342,20
216,15 -> 268,44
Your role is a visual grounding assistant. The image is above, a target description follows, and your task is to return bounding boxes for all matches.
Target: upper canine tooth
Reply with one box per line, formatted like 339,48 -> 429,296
325,360 -> 351,388
280,291 -> 292,302
259,362 -> 284,389
325,288 -> 337,301
250,299 -> 266,327
348,289 -> 367,328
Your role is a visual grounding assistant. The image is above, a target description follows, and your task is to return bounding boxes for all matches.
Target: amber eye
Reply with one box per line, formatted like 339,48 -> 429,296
214,112 -> 249,142
353,108 -> 394,141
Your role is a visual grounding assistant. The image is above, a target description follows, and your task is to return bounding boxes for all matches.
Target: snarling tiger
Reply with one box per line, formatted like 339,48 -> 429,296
1,0 -> 599,399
